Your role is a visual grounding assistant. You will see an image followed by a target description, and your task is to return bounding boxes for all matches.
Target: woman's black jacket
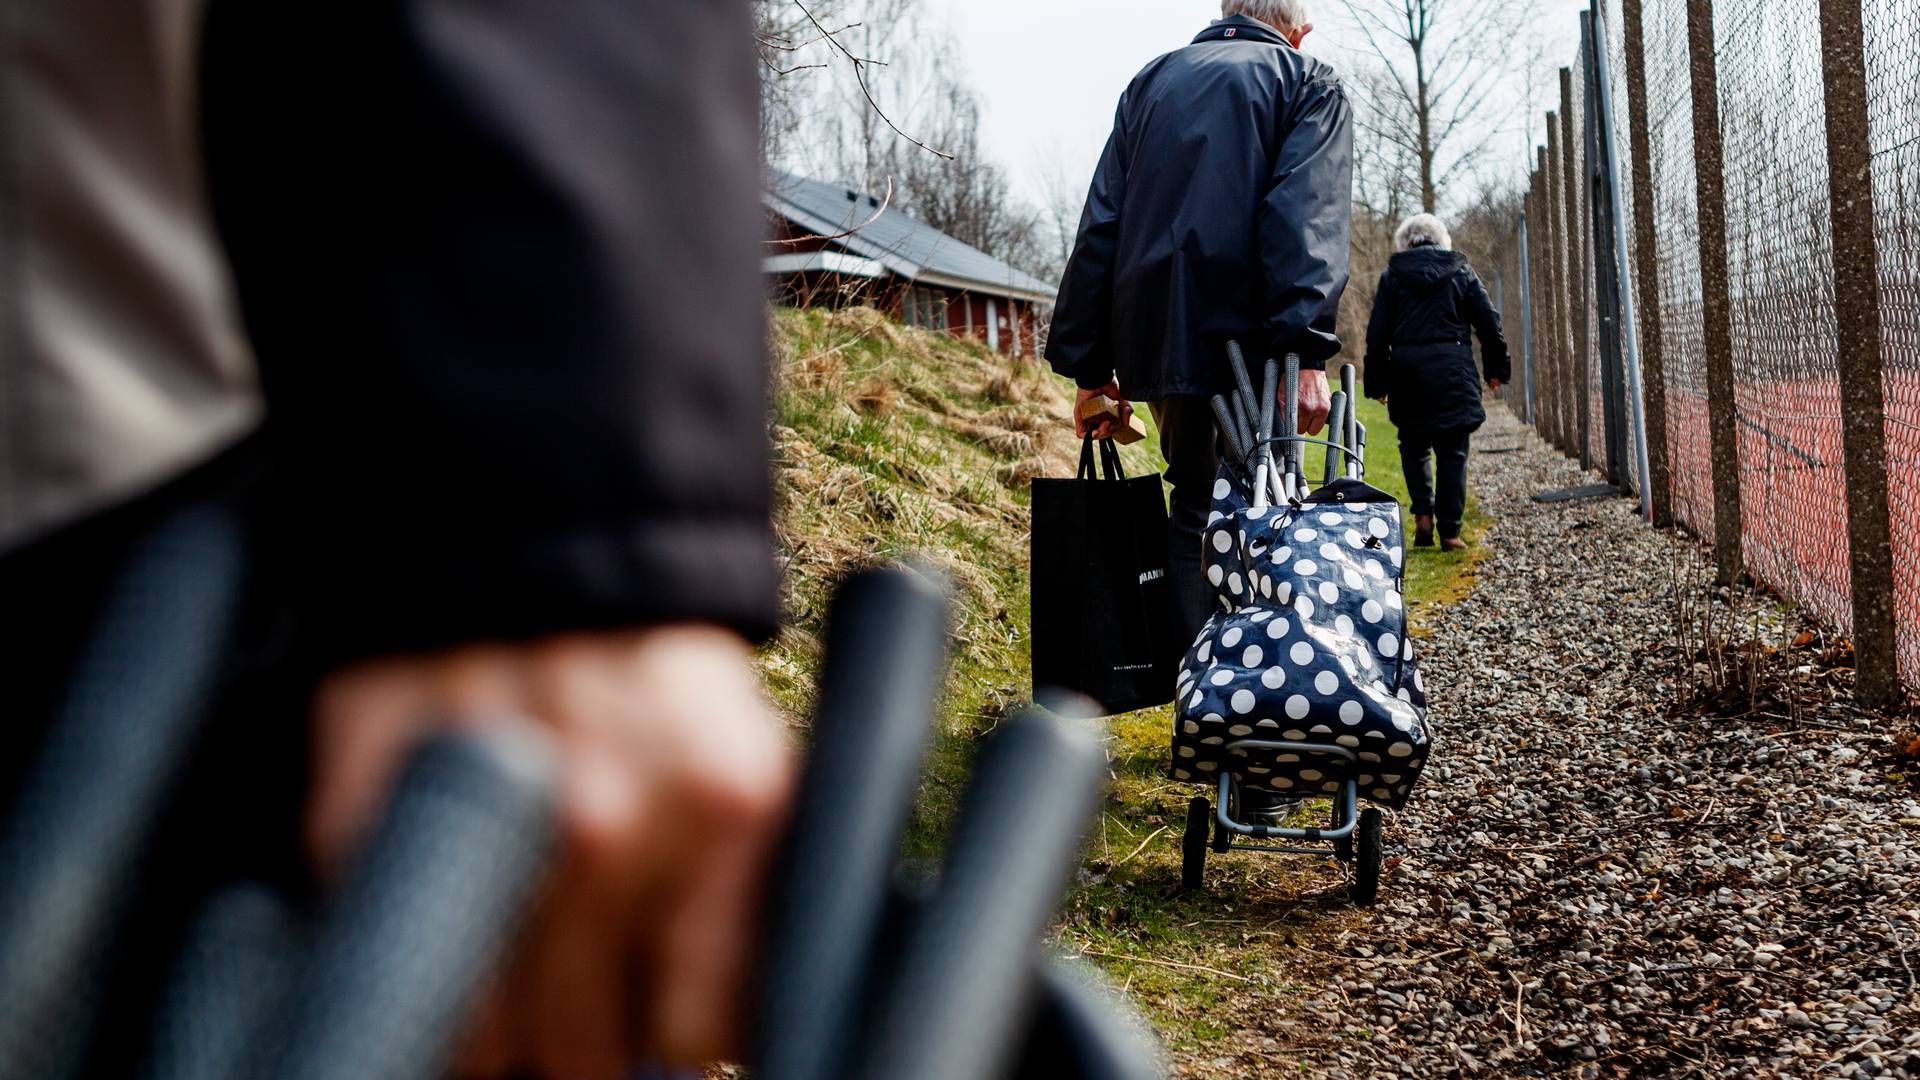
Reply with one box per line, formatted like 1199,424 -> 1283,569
1363,247 -> 1509,433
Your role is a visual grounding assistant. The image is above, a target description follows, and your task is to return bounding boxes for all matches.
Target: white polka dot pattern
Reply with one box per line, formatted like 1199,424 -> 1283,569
1170,468 -> 1431,809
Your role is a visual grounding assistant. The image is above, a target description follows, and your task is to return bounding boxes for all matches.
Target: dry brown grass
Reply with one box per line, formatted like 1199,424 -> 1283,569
852,377 -> 897,416
761,304 -> 1166,855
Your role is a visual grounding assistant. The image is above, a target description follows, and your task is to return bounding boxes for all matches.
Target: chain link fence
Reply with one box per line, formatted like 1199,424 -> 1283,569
1494,0 -> 1919,702
1718,0 -> 1853,633
1863,0 -> 1920,685
1641,0 -> 1715,539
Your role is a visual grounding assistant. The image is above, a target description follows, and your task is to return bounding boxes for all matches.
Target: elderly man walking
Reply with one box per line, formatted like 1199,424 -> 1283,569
1047,0 -> 1355,661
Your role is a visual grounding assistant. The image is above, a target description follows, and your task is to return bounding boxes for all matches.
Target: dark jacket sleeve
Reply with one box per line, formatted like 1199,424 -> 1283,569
1460,268 -> 1511,383
1257,72 -> 1354,371
200,0 -> 778,663
1363,271 -> 1395,399
1046,98 -> 1130,391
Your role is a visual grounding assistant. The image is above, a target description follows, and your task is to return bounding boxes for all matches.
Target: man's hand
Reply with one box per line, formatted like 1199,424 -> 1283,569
1296,369 -> 1331,436
1489,378 -> 1505,392
309,626 -> 793,1078
1074,378 -> 1132,440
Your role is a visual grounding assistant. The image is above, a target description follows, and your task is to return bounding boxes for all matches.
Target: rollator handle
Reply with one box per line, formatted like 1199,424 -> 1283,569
236,728 -> 559,1080
754,566 -> 951,1080
849,709 -> 1109,1080
0,505 -> 249,1080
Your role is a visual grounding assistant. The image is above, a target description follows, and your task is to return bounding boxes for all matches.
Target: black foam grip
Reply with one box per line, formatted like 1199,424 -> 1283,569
144,887 -> 299,1080
1259,358 -> 1279,445
1325,392 -> 1349,485
753,566 -> 951,1080
245,729 -> 557,1080
1225,341 -> 1259,438
1209,396 -> 1249,466
0,504 -> 248,1080
850,710 -> 1107,1080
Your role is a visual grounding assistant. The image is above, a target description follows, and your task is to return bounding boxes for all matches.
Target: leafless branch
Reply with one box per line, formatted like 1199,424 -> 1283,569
755,20 -> 861,54
791,0 -> 954,161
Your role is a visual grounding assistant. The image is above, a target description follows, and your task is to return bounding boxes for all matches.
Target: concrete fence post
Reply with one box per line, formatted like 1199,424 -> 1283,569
1684,0 -> 1744,583
1620,0 -> 1675,527
1519,211 -> 1535,426
1534,162 -> 1551,439
1560,69 -> 1590,467
1533,159 -> 1549,445
1818,0 -> 1901,706
1542,131 -> 1567,454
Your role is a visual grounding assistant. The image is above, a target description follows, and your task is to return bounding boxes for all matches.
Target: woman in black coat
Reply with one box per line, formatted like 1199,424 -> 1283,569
1364,213 -> 1510,550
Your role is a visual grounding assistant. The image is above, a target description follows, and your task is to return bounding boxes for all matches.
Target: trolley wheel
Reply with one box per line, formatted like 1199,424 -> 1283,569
1349,807 -> 1384,906
1182,797 -> 1210,891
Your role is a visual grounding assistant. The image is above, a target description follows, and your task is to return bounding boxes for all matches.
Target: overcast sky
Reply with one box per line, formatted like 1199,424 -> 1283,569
917,0 -> 1588,210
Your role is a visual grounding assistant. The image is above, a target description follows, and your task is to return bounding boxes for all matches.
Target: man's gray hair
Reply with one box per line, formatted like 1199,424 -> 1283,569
1222,0 -> 1309,29
1394,213 -> 1453,252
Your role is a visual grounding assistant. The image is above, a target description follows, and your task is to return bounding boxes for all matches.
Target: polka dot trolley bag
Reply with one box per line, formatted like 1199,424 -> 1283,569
1174,350 -> 1432,903
1169,472 -> 1431,804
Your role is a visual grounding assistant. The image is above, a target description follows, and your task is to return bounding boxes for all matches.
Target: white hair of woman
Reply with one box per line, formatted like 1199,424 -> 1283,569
1221,0 -> 1310,30
1394,213 -> 1453,252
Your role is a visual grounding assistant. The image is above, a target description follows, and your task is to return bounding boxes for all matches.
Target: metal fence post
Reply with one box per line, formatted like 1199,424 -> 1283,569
1591,3 -> 1654,520
1560,69 -> 1590,468
1620,0 -> 1674,527
1818,0 -> 1900,706
1684,0 -> 1744,583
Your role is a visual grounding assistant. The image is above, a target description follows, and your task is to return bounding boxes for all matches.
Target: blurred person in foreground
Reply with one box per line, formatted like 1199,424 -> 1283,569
1046,0 -> 1354,660
1363,213 -> 1510,552
0,2 -> 786,1076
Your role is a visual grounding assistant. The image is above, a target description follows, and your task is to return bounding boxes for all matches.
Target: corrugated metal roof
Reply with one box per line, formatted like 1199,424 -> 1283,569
767,170 -> 1057,304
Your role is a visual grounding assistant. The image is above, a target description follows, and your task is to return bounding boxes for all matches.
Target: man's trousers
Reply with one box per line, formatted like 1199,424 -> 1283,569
1148,397 -> 1225,660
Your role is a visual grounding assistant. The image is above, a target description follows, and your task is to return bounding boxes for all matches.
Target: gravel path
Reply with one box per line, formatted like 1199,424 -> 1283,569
1291,408 -> 1920,1078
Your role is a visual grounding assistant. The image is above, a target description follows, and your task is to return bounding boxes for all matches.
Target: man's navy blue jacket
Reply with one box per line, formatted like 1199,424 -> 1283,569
1046,15 -> 1355,398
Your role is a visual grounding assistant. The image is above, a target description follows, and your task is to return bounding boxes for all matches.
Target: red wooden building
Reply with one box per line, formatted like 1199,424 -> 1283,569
765,171 -> 1056,358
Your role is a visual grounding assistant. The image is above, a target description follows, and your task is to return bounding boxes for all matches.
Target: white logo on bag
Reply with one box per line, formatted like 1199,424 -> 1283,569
1139,569 -> 1165,584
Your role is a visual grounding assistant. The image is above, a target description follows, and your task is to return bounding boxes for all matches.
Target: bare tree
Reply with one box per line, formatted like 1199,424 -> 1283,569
754,0 -> 949,191
755,1 -> 1059,281
1335,0 -> 1538,214
1348,66 -> 1425,221
754,0 -> 844,166
1030,158 -> 1090,285
883,71 -> 1051,278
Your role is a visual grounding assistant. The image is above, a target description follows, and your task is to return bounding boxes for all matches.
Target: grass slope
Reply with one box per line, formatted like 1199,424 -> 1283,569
764,305 -> 1165,854
765,307 -> 1487,1071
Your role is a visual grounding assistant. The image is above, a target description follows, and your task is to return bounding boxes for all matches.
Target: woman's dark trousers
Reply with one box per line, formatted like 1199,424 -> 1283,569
1400,426 -> 1472,539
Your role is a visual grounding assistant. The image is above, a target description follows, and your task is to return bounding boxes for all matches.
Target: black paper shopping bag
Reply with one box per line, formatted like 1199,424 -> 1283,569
1030,437 -> 1176,715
